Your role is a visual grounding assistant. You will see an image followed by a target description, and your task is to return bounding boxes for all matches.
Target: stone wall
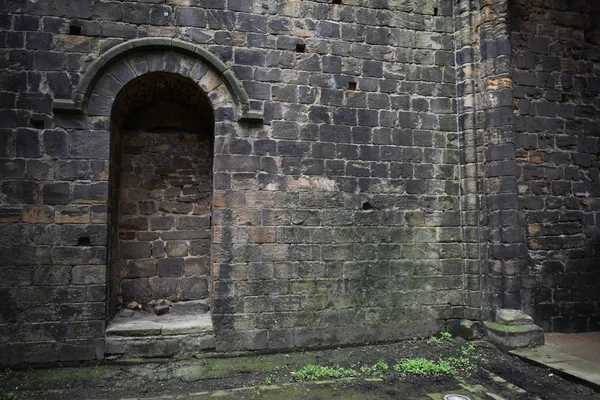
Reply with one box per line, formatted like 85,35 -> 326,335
511,0 -> 600,332
208,0 -> 464,351
0,0 -> 467,364
116,129 -> 212,304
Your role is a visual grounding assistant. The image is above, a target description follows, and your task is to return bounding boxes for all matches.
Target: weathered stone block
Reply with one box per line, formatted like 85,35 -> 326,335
121,278 -> 150,303
43,182 -> 71,205
175,7 -> 206,27
150,277 -> 179,300
58,339 -> 100,362
165,241 -> 188,257
2,181 -> 37,204
72,265 -> 106,285
125,259 -> 156,278
16,129 -> 41,158
69,131 -> 110,159
485,320 -> 544,351
121,242 -> 152,259
150,216 -> 174,230
55,206 -> 91,224
73,182 -> 108,203
180,276 -> 208,300
157,258 -> 184,277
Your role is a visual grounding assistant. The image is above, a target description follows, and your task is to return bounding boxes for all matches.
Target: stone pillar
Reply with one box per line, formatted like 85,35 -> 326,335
455,0 -> 484,323
477,0 -> 527,313
475,1 -> 544,349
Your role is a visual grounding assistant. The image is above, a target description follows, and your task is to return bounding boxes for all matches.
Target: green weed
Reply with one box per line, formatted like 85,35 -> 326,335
446,356 -> 477,373
359,361 -> 389,376
291,365 -> 357,381
426,331 -> 453,344
394,358 -> 454,376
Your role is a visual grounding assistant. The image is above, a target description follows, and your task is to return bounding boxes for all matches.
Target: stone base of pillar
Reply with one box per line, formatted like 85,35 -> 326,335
484,309 -> 544,351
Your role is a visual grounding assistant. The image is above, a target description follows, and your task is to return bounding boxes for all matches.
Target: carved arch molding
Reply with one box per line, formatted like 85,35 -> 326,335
52,37 -> 263,123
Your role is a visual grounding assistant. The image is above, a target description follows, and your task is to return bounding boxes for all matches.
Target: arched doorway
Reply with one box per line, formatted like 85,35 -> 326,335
110,72 -> 214,311
105,72 -> 216,355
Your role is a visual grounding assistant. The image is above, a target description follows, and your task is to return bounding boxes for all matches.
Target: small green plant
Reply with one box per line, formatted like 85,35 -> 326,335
461,343 -> 476,355
426,336 -> 442,344
427,331 -> 453,344
359,361 -> 389,375
264,377 -> 272,385
394,358 -> 454,376
446,356 -> 477,373
291,365 -> 357,381
374,360 -> 389,374
463,343 -> 485,361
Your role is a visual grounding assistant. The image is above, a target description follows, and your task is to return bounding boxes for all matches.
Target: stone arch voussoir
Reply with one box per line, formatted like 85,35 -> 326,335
53,37 -> 262,123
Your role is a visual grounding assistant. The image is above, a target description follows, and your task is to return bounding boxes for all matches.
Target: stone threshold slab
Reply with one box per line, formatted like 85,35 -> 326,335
106,312 -> 213,337
510,345 -> 600,388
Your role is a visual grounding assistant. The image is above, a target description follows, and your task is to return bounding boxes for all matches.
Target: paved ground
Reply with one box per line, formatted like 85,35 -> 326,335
546,332 -> 600,365
2,337 -> 600,400
511,332 -> 600,389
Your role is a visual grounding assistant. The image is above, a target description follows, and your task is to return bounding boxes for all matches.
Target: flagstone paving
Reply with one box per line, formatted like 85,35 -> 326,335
511,332 -> 600,389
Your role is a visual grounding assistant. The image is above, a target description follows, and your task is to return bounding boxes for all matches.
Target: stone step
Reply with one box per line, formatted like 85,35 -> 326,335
495,309 -> 534,326
106,332 -> 216,358
484,321 -> 544,351
105,310 -> 215,358
106,313 -> 213,337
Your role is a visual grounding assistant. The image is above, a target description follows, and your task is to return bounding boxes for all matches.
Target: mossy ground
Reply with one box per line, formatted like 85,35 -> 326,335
1,337 -> 599,399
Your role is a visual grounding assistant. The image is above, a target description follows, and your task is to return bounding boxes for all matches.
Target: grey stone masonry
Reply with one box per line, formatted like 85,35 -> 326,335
0,0 -> 598,366
511,0 -> 600,333
475,0 -> 527,318
115,130 -> 212,304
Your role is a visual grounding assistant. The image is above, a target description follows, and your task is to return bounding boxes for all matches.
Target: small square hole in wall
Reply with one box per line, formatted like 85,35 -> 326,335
69,24 -> 82,35
332,0 -> 342,4
433,7 -> 438,16
29,118 -> 45,129
295,43 -> 306,53
348,81 -> 357,91
77,236 -> 91,246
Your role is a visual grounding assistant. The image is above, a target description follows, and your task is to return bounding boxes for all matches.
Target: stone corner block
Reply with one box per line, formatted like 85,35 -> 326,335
458,319 -> 483,341
484,320 -> 544,351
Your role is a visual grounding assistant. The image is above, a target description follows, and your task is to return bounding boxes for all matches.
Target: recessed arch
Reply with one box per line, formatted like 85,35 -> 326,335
108,70 -> 215,318
52,37 -> 263,122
